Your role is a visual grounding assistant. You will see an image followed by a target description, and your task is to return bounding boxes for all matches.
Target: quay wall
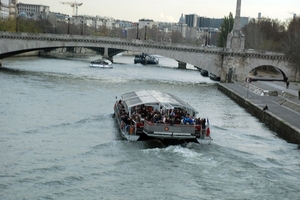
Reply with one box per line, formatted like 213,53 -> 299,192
217,83 -> 300,144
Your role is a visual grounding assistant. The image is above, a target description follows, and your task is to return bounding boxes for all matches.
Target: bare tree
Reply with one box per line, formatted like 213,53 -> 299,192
282,16 -> 300,71
242,19 -> 265,50
242,18 -> 285,51
171,31 -> 184,44
126,28 -> 138,39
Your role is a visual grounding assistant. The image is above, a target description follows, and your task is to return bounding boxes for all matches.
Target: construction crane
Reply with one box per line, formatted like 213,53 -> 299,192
60,1 -> 83,16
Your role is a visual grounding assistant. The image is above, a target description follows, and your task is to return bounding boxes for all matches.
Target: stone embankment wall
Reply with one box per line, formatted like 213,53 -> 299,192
218,83 -> 300,144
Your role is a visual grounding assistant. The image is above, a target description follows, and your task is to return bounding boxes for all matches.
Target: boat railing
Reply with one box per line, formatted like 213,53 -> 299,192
143,120 -> 197,135
129,119 -> 138,135
119,120 -> 127,133
116,116 -> 137,136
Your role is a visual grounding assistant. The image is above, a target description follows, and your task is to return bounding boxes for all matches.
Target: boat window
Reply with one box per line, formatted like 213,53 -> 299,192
160,102 -> 174,110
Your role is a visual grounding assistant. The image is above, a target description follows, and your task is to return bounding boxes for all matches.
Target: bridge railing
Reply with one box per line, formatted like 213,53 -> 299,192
0,31 -> 286,60
0,31 -> 223,51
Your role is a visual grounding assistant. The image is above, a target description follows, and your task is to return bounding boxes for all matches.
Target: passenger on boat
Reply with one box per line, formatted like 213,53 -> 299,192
162,115 -> 169,124
195,117 -> 201,125
123,114 -> 132,132
178,110 -> 185,119
183,114 -> 195,125
201,118 -> 206,137
169,109 -> 175,118
155,113 -> 164,123
134,115 -> 141,123
146,111 -> 154,122
147,106 -> 153,113
140,107 -> 147,118
169,116 -> 175,125
165,116 -> 170,124
175,116 -> 181,124
152,113 -> 159,123
117,99 -> 124,110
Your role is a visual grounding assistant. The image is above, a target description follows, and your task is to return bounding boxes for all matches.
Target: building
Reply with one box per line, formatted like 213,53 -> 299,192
48,12 -> 69,26
9,0 -> 17,18
138,19 -> 158,29
197,17 -> 224,29
0,0 -> 10,18
185,13 -> 249,29
177,14 -> 187,38
71,15 -> 117,29
240,17 -> 250,28
172,23 -> 187,39
17,2 -> 50,19
117,20 -> 133,29
185,14 -> 198,27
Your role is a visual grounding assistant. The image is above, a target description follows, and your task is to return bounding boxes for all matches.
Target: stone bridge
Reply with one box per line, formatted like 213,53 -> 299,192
0,31 -> 298,82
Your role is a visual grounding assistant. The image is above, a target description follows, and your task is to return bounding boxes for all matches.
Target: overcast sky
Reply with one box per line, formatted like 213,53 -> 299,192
19,0 -> 299,22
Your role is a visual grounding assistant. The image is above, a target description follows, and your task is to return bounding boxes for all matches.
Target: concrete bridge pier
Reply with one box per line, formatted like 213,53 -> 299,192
177,61 -> 186,69
103,56 -> 113,62
102,47 -> 113,62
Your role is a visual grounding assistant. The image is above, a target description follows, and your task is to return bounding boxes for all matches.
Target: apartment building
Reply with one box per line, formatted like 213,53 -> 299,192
17,2 -> 49,19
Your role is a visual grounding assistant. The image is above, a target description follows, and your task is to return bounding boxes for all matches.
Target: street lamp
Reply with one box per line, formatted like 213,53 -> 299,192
16,16 -> 19,32
81,20 -> 84,35
144,25 -> 147,40
67,17 -> 70,34
136,23 -> 139,39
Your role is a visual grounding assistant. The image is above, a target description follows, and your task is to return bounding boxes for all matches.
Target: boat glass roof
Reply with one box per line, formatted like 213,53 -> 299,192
121,90 -> 197,112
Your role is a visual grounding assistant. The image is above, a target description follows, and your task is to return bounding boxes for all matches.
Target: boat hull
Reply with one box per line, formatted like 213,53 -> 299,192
196,137 -> 213,145
209,73 -> 220,81
134,54 -> 159,65
201,70 -> 209,77
90,64 -> 113,68
90,59 -> 113,68
142,121 -> 212,145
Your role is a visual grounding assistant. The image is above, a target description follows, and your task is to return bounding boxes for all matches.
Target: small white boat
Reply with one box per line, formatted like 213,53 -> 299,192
90,59 -> 113,68
113,90 -> 212,145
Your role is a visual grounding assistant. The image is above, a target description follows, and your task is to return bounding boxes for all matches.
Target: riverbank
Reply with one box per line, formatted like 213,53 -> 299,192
218,81 -> 300,145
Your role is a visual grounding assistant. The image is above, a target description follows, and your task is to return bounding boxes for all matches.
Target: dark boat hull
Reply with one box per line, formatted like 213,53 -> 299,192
134,54 -> 159,65
201,70 -> 209,77
209,73 -> 220,81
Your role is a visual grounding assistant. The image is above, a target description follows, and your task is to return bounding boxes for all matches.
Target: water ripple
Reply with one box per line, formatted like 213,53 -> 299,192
33,165 -> 65,173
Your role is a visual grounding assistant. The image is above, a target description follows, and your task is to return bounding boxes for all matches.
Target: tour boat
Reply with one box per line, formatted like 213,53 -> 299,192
90,59 -> 113,68
134,53 -> 159,65
113,90 -> 212,145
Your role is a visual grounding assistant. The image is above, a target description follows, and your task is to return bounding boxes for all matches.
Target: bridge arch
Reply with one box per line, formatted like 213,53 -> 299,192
247,65 -> 286,81
222,52 -> 296,82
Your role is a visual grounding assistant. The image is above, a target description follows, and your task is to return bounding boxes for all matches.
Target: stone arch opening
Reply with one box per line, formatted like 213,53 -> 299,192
247,65 -> 285,81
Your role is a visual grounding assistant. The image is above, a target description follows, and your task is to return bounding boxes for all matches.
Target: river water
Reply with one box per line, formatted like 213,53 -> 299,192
0,54 -> 299,200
